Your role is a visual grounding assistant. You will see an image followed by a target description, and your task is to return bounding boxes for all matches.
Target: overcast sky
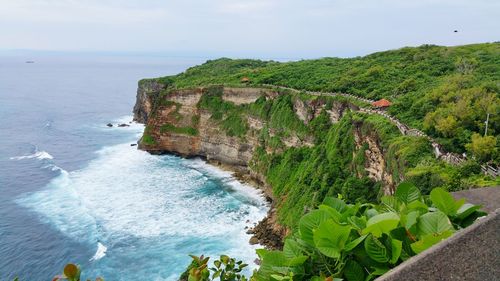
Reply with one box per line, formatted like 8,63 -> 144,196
1,0 -> 499,58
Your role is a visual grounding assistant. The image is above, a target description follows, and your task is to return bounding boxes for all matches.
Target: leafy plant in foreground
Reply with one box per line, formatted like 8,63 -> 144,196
184,255 -> 248,281
52,263 -> 103,281
251,183 -> 486,280
186,183 -> 486,281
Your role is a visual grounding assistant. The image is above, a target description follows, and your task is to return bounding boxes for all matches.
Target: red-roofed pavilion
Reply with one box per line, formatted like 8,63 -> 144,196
372,99 -> 392,108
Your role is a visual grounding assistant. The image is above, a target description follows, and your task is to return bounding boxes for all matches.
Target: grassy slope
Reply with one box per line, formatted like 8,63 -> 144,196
146,43 -> 499,161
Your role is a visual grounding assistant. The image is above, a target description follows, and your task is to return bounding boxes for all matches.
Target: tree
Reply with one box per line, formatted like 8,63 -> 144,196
455,57 -> 478,75
435,115 -> 458,137
466,133 -> 497,162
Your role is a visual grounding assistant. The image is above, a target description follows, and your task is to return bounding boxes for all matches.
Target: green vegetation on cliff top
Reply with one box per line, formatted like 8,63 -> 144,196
143,43 -> 500,164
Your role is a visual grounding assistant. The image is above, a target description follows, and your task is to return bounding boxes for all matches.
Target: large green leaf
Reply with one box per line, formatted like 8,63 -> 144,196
362,212 -> 400,237
456,203 -> 481,220
365,208 -> 379,219
319,205 -> 343,224
389,239 -> 402,264
343,260 -> 365,281
364,234 -> 389,263
283,239 -> 303,259
313,219 -> 352,258
380,196 -> 402,212
299,209 -> 330,245
256,250 -> 307,279
417,211 -> 454,236
410,230 -> 453,254
394,182 -> 421,204
323,197 -> 347,213
402,210 -> 419,230
348,215 -> 367,231
430,188 -> 461,216
345,234 -> 367,251
407,200 -> 428,212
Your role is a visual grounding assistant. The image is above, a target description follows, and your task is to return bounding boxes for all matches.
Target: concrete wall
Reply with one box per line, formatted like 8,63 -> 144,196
377,187 -> 500,281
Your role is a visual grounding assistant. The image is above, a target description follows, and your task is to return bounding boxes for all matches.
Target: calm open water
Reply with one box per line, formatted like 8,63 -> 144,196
0,54 -> 268,280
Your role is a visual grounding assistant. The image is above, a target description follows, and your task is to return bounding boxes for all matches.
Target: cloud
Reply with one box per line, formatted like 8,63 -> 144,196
215,0 -> 278,14
0,0 -> 498,57
0,0 -> 170,25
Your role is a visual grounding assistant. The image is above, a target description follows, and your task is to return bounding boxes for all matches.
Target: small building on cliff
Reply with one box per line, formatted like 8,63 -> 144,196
372,99 -> 392,109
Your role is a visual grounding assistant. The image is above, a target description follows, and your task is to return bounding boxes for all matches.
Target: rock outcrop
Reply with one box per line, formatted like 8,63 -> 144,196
133,80 -> 166,123
353,126 -> 395,194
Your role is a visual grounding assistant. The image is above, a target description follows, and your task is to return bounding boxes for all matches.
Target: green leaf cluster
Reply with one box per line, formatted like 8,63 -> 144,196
182,255 -> 248,281
181,184 -> 485,281
250,184 -> 485,280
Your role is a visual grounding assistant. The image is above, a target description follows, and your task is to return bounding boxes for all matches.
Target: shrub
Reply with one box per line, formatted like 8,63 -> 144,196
141,134 -> 156,145
160,123 -> 198,136
188,183 -> 486,281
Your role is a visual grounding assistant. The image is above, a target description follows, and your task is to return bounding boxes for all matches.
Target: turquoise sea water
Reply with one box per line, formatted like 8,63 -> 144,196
0,54 -> 268,280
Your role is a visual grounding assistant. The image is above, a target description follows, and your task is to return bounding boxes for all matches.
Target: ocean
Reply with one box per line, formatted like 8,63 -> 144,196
0,54 -> 268,280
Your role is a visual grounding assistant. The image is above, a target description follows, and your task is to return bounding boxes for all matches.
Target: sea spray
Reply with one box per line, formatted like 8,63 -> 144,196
16,140 -> 268,280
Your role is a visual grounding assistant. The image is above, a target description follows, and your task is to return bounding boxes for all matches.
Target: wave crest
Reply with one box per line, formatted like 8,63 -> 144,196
10,150 -> 54,160
90,242 -> 107,261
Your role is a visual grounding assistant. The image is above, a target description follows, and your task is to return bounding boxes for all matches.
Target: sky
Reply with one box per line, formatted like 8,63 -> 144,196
0,0 -> 499,59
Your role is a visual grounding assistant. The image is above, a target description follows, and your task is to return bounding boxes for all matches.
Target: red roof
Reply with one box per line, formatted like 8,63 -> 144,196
241,77 -> 250,82
372,99 -> 392,107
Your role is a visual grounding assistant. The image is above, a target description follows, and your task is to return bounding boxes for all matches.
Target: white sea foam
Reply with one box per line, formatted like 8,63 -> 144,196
17,139 -> 268,276
90,242 -> 107,261
10,150 -> 54,160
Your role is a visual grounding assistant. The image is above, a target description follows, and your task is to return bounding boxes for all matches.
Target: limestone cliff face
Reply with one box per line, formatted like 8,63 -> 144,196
133,85 -> 397,195
135,86 -> 277,174
133,80 -> 166,123
353,126 -> 395,194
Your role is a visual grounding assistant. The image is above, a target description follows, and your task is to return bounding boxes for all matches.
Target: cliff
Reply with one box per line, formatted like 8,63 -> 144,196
132,82 -> 425,245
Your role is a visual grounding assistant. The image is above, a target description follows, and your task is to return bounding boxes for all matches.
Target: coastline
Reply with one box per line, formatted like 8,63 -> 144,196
203,157 -> 286,250
148,148 -> 286,250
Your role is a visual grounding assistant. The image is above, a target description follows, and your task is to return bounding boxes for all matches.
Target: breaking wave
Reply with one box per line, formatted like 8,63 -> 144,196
16,139 -> 268,280
10,150 -> 54,160
90,242 -> 107,262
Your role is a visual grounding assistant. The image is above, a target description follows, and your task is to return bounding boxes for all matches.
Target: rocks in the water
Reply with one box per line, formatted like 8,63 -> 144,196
249,237 -> 259,245
107,123 -> 130,127
130,144 -> 137,146
246,229 -> 254,234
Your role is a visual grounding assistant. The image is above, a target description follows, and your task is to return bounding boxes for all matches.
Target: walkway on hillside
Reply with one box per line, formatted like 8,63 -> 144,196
263,84 -> 498,177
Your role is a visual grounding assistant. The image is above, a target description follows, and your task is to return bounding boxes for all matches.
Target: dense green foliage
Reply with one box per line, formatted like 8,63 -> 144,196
181,255 -> 249,281
160,123 -> 199,136
256,113 -> 386,227
186,184 -> 486,281
249,107 -> 451,229
146,43 -> 500,164
141,125 -> 157,145
198,86 -> 248,137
